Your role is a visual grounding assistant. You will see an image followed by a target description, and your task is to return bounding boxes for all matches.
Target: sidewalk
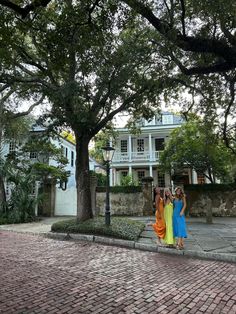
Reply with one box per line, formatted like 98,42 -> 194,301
132,216 -> 236,262
0,216 -> 236,263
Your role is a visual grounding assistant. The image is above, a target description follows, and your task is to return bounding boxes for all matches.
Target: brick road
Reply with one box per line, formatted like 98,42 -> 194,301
0,232 -> 236,314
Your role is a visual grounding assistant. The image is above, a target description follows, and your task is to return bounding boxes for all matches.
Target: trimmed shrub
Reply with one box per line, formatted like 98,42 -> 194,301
51,216 -> 145,241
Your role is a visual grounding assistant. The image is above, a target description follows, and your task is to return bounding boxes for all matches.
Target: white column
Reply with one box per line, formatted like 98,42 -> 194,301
149,165 -> 153,177
149,133 -> 152,161
192,169 -> 198,184
129,166 -> 132,176
34,181 -> 39,216
113,168 -> 116,186
128,135 -> 132,162
117,171 -> 120,185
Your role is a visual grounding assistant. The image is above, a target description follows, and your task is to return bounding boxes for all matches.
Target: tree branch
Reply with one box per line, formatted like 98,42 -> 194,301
179,0 -> 186,37
169,49 -> 234,75
222,79 -> 236,154
0,84 -> 10,93
122,0 -> 236,72
0,0 -> 52,18
87,0 -> 102,24
91,85 -> 149,136
220,21 -> 236,46
11,95 -> 45,119
163,0 -> 173,27
0,88 -> 15,105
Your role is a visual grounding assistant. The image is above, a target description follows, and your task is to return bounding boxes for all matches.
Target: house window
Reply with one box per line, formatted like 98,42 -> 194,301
31,184 -> 36,196
30,152 -> 38,159
137,170 -> 145,182
121,171 -> 128,177
71,151 -> 74,167
5,182 -> 11,197
9,142 -> 16,153
157,173 -> 165,187
61,145 -> 68,158
197,173 -> 205,184
137,139 -> 144,152
155,138 -> 165,151
162,114 -> 173,125
121,140 -> 128,153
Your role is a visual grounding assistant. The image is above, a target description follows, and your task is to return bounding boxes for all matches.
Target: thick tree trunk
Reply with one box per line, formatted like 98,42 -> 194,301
75,133 -> 93,222
0,174 -> 6,212
0,129 -> 6,212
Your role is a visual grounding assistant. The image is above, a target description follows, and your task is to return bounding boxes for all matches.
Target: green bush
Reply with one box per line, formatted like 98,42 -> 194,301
184,183 -> 236,192
0,216 -> 8,225
120,174 -> 138,186
96,186 -> 142,193
0,210 -> 36,224
51,216 -> 145,241
89,170 -> 107,186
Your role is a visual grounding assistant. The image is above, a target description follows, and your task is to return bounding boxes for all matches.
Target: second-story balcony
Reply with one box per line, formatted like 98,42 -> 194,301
112,151 -> 163,163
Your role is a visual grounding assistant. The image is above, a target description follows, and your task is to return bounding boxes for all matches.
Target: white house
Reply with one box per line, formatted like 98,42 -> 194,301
110,112 -> 203,188
2,124 -> 104,216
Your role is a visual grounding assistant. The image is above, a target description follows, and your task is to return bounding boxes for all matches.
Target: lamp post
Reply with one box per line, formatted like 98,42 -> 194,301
101,142 -> 115,226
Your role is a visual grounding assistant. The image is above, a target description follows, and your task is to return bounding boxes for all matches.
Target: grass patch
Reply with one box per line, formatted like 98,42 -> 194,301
51,216 -> 145,241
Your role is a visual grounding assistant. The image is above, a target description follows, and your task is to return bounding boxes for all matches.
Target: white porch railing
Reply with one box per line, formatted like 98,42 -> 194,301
113,151 -> 162,162
112,152 -> 129,162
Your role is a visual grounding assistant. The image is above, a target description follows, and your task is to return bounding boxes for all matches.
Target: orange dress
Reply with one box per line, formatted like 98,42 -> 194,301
152,197 -> 166,239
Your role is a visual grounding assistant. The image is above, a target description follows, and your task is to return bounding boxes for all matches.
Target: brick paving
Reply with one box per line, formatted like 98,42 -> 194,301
0,232 -> 236,314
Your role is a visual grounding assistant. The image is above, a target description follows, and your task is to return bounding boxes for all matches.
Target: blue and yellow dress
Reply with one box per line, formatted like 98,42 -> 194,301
173,199 -> 187,238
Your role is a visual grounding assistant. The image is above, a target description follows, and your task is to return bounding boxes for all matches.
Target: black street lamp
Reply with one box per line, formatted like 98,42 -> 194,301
101,142 -> 115,226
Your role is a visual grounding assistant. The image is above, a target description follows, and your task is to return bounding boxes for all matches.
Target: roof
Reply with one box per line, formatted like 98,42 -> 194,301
60,130 -> 76,145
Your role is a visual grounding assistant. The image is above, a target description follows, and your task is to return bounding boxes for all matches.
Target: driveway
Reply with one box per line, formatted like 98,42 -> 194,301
0,216 -> 72,234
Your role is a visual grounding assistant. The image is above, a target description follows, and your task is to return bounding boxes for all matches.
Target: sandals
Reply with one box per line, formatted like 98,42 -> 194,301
176,244 -> 184,250
166,244 -> 175,249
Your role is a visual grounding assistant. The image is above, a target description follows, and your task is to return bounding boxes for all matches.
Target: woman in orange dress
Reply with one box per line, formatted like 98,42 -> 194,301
152,187 -> 166,245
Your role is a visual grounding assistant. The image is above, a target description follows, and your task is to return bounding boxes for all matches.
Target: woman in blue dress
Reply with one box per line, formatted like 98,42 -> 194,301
173,186 -> 187,250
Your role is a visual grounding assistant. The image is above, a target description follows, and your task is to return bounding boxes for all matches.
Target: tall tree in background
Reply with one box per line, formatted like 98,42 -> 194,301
0,88 -> 42,210
160,118 -> 235,183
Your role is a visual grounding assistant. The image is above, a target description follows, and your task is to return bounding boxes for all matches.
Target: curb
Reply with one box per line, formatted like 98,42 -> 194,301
1,229 -> 235,263
45,231 -> 236,264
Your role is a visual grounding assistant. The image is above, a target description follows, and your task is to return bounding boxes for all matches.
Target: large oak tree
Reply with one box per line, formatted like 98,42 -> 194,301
0,1 -> 173,221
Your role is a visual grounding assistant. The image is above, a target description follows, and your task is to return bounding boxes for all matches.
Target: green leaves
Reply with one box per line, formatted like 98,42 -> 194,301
160,118 -> 235,183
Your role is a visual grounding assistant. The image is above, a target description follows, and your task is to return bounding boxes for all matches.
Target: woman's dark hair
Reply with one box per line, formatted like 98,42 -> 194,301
153,188 -> 157,202
153,187 -> 163,202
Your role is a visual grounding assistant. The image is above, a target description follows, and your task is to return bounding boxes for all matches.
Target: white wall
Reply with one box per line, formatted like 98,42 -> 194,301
50,137 -> 76,189
54,187 -> 77,216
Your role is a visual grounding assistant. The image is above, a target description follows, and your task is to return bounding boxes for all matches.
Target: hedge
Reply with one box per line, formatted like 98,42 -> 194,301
51,216 -> 145,241
184,183 -> 236,192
